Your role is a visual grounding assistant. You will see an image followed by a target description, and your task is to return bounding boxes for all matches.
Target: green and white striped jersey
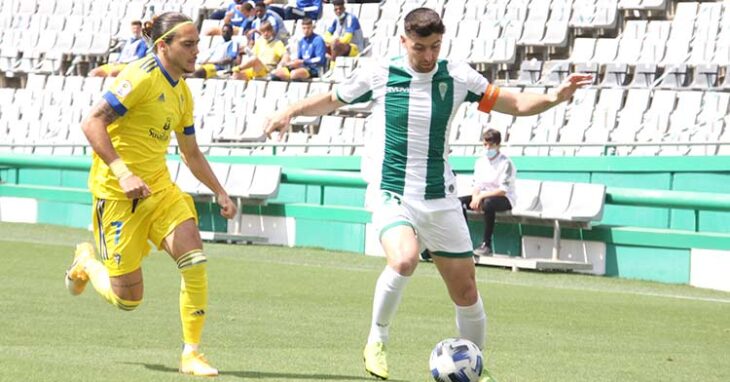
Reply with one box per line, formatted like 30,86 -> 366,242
335,56 -> 493,200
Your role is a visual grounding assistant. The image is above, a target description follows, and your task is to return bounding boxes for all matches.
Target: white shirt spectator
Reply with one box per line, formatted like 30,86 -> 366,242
471,151 -> 516,207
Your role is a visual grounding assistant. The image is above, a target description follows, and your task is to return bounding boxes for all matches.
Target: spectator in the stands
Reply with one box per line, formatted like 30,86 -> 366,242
279,0 -> 323,21
204,0 -> 256,36
247,1 -> 289,44
192,24 -> 242,78
459,129 -> 516,257
89,20 -> 148,77
324,0 -> 364,60
270,17 -> 326,81
232,20 -> 286,81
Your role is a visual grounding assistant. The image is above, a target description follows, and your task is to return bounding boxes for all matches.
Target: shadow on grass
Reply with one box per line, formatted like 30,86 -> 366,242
125,362 -> 407,381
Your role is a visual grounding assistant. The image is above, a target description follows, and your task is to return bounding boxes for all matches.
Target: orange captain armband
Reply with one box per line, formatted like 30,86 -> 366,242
477,84 -> 501,113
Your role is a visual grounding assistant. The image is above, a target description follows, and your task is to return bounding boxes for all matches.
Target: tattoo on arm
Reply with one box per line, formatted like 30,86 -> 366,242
90,100 -> 120,125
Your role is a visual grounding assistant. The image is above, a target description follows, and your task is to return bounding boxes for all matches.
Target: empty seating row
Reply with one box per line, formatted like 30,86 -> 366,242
167,160 -> 281,205
515,59 -> 730,90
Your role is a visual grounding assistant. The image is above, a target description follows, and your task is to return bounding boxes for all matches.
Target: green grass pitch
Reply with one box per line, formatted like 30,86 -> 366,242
1,222 -> 728,382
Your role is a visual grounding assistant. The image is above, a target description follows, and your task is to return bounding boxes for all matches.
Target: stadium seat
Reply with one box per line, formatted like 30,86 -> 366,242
541,19 -> 570,48
658,64 -> 689,88
690,64 -> 719,89
591,38 -> 619,65
568,38 -> 596,65
601,63 -> 629,88
628,63 -> 654,88
516,59 -> 542,85
541,60 -> 570,86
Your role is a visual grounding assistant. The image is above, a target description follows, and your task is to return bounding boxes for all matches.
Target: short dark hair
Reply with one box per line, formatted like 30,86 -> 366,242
403,7 -> 445,38
482,129 -> 502,145
332,0 -> 346,6
131,20 -> 142,27
255,1 -> 266,9
301,17 -> 313,26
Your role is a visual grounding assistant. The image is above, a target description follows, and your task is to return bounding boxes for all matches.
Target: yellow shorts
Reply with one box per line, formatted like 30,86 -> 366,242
97,63 -> 128,75
92,185 -> 198,277
348,44 -> 360,57
243,66 -> 269,80
200,63 -> 219,79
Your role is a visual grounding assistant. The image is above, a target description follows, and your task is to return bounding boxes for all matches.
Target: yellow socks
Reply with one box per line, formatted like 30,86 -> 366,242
83,257 -> 141,311
177,250 -> 209,345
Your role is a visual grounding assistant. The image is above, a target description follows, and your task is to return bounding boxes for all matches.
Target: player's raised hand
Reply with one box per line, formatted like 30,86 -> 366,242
216,192 -> 237,219
119,175 -> 152,200
264,110 -> 291,141
554,73 -> 594,103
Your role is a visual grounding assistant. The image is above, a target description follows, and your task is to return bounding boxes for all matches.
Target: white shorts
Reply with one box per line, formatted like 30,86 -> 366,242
366,188 -> 474,258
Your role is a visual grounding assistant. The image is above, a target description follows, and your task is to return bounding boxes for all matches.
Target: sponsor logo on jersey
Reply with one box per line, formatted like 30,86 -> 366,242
386,86 -> 410,93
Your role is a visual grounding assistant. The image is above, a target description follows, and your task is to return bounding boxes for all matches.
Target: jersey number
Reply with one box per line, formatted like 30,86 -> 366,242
111,221 -> 123,245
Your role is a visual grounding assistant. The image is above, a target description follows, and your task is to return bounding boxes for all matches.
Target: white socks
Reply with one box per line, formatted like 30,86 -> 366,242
455,294 -> 487,349
367,266 -> 410,344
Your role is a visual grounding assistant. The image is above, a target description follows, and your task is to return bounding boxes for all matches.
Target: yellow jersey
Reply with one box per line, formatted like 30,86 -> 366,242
89,54 -> 195,200
253,38 -> 286,71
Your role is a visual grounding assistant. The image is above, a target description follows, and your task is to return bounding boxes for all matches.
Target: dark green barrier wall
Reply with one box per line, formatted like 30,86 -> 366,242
2,154 -> 729,284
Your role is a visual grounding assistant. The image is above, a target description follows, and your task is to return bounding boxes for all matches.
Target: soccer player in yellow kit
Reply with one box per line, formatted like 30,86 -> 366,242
64,12 -> 236,377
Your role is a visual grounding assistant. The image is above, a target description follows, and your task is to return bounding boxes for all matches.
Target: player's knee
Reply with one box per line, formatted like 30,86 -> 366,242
112,294 -> 142,312
390,253 -> 419,275
453,282 -> 479,306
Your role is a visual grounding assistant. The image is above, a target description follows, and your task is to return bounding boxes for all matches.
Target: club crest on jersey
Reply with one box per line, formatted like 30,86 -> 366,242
438,82 -> 448,100
115,80 -> 132,98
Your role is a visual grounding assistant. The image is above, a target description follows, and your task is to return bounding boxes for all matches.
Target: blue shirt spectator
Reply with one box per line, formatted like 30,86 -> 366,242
298,32 -> 327,75
284,0 -> 322,20
250,3 -> 289,42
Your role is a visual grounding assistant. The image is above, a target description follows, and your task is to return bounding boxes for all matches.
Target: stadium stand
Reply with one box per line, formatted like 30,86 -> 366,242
0,0 -> 730,156
457,176 -> 606,270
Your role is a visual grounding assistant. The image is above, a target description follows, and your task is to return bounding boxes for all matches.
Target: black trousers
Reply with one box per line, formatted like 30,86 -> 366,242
459,195 -> 512,247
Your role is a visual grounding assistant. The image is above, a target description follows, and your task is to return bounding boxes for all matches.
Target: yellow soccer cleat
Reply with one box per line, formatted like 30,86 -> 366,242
363,342 -> 389,380
64,242 -> 94,296
180,351 -> 219,377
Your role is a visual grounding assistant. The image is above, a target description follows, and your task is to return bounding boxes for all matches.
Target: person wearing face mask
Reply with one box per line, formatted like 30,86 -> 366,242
459,129 -> 516,257
324,0 -> 364,60
192,23 -> 242,78
232,20 -> 286,81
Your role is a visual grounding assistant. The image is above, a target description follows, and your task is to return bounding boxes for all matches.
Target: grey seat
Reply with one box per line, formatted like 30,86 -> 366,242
658,64 -> 689,89
601,63 -> 629,87
629,63 -> 658,88
690,64 -> 719,89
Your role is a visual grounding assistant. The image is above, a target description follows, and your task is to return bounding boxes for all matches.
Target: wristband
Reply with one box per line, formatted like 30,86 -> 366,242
109,159 -> 132,181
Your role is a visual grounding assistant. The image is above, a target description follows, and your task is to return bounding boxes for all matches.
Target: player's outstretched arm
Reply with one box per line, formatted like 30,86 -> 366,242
264,91 -> 344,140
177,133 -> 237,219
492,73 -> 593,116
81,99 -> 152,199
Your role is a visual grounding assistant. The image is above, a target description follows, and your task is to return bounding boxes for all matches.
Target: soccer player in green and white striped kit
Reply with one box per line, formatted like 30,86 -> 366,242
265,8 -> 592,381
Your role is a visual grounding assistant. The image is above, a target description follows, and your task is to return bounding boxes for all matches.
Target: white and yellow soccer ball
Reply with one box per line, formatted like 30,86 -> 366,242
429,338 -> 483,382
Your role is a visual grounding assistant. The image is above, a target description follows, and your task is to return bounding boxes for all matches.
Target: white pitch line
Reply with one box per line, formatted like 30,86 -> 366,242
232,253 -> 730,305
